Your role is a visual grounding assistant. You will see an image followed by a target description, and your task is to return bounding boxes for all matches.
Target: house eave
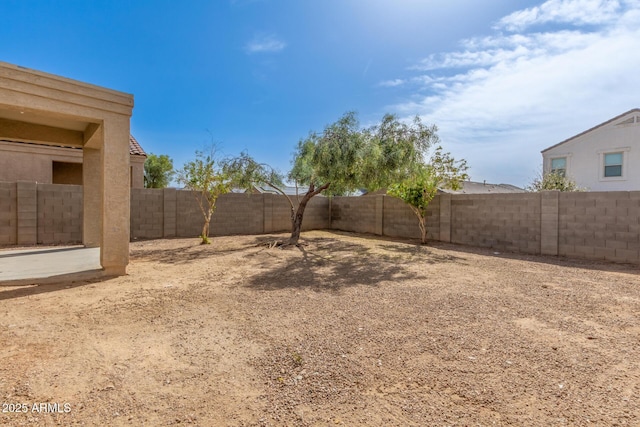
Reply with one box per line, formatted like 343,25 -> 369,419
541,108 -> 640,154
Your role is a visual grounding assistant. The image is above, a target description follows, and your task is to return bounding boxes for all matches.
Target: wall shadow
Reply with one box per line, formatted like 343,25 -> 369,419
428,241 -> 640,276
0,276 -> 112,301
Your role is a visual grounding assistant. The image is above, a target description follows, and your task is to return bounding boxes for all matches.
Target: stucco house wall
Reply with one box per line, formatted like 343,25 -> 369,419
0,135 -> 146,187
542,109 -> 640,191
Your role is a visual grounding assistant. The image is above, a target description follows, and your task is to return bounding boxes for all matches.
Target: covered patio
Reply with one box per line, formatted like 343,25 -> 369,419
0,246 -> 101,285
0,62 -> 134,279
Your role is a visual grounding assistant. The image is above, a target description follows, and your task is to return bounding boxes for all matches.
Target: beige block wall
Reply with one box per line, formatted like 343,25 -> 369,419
211,193 -> 265,236
1,182 -> 639,265
131,188 -> 164,239
450,193 -> 542,254
299,196 -> 331,231
132,191 -> 331,239
0,182 -> 17,245
331,195 -> 440,241
383,195 -> 440,240
36,183 -> 83,244
175,190 -> 206,237
331,196 -> 378,234
558,191 -> 640,263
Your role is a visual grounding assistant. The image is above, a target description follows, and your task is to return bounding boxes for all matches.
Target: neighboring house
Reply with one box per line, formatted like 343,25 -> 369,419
438,181 -> 524,194
542,108 -> 640,191
232,184 -> 317,196
0,135 -> 147,187
364,181 -> 524,196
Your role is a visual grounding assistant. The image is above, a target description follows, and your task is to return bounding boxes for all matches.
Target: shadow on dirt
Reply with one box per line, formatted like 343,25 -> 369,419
427,241 -> 640,275
130,239 -> 250,265
243,234 -> 464,292
376,243 -> 467,265
0,277 -> 111,301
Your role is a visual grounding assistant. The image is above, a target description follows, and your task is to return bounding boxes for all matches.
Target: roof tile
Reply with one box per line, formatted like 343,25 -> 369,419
129,134 -> 147,156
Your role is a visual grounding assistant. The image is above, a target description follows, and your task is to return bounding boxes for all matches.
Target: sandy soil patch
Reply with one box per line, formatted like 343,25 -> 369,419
1,231 -> 639,426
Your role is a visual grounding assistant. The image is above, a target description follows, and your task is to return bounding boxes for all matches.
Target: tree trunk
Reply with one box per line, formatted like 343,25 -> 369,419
418,216 -> 427,244
288,182 -> 330,245
409,206 -> 428,245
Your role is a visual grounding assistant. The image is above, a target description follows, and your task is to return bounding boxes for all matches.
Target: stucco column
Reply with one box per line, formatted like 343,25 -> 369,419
83,145 -> 103,248
100,116 -> 131,275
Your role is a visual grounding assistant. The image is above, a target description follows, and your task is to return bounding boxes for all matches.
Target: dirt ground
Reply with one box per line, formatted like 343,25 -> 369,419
0,230 -> 638,426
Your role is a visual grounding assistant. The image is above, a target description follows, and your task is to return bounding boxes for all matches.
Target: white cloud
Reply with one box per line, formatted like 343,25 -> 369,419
496,0 -> 622,31
378,79 -> 406,87
245,34 -> 287,54
388,0 -> 640,186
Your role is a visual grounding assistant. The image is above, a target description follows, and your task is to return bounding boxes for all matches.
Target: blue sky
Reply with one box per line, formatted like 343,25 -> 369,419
2,0 -> 639,187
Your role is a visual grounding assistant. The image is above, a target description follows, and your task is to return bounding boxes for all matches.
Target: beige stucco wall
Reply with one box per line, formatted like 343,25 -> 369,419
130,155 -> 145,188
543,111 -> 640,191
0,140 -> 145,187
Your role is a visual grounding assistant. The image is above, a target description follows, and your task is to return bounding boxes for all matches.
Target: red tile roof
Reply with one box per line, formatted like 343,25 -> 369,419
129,134 -> 147,156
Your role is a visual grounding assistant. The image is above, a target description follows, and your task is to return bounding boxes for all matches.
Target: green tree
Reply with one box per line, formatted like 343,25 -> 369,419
177,148 -> 231,244
227,112 -> 438,246
388,146 -> 469,244
526,171 -> 583,192
144,153 -> 174,188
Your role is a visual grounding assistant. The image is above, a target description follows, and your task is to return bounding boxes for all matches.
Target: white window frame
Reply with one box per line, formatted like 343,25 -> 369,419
546,154 -> 571,176
550,156 -> 567,176
598,147 -> 630,182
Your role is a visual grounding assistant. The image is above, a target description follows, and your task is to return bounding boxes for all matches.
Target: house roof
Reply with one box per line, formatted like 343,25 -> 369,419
541,108 -> 640,154
364,181 -> 524,196
253,184 -> 312,196
0,135 -> 147,157
439,181 -> 524,194
129,135 -> 147,156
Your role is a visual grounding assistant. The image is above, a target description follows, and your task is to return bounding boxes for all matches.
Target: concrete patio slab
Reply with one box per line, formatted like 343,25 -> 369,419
0,246 -> 102,285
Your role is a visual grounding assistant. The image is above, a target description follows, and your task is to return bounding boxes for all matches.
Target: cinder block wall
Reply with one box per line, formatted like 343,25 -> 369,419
210,193 -> 265,236
176,189 -> 203,237
383,195 -> 440,240
130,189 -> 331,239
131,188 -> 164,239
559,192 -> 640,263
1,182 -> 639,265
0,182 -> 17,245
331,196 -> 378,234
36,183 -> 83,244
331,195 -> 439,241
450,193 -> 541,254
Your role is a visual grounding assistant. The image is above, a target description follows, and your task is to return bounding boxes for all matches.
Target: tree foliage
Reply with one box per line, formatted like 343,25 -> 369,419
527,171 -> 583,192
177,148 -> 231,244
144,153 -> 174,188
388,146 -> 469,244
227,111 -> 438,245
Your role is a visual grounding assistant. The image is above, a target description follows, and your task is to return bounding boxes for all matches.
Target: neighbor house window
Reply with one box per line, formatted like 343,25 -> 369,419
550,157 -> 566,176
604,152 -> 623,177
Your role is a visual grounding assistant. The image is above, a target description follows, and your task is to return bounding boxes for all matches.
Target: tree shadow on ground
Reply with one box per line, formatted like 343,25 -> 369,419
130,239 -> 250,265
376,243 -> 468,265
243,234 -> 465,292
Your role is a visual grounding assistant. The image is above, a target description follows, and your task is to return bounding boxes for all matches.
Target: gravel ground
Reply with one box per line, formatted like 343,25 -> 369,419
0,230 -> 638,426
